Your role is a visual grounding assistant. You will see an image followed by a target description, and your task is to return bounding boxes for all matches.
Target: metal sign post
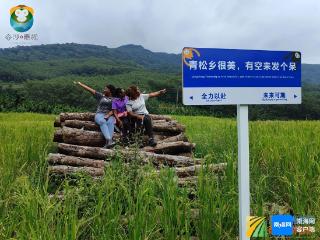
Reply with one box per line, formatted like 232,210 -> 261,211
237,105 -> 250,240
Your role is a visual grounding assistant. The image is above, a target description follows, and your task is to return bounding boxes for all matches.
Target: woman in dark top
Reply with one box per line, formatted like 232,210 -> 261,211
75,81 -> 116,148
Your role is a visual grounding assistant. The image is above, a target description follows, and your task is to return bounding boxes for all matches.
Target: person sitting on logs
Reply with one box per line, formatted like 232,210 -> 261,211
75,81 -> 117,148
112,88 -> 130,144
125,85 -> 166,147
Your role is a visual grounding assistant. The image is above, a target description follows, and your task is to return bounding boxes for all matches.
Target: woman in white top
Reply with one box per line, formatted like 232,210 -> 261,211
126,85 -> 166,147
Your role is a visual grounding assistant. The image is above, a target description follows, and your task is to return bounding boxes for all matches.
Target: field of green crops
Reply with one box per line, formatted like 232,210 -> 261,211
0,112 -> 319,239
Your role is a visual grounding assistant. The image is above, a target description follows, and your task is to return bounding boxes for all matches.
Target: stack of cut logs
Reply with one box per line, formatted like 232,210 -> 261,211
49,112 -> 227,186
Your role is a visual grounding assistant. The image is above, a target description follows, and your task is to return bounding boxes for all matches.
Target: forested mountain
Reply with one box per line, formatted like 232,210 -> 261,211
0,43 -> 319,84
0,43 -> 319,119
0,43 -> 180,78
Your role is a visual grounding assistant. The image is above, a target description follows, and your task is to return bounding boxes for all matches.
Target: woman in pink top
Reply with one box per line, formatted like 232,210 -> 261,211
112,88 -> 130,143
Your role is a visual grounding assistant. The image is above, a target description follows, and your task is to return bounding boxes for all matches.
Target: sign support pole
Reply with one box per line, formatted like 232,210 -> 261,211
237,104 -> 250,240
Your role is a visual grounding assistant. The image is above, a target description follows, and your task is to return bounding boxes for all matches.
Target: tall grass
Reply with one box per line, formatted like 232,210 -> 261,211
0,113 -> 319,239
176,115 -> 320,239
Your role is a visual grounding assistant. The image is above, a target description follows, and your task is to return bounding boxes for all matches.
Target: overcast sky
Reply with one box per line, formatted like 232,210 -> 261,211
0,0 -> 319,63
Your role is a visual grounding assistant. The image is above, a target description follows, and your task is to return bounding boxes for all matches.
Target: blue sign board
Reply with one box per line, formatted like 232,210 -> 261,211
182,48 -> 301,105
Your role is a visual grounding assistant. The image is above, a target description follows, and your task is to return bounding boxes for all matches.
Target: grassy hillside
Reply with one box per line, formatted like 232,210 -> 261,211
0,44 -> 320,119
0,113 -> 319,239
0,44 -> 180,78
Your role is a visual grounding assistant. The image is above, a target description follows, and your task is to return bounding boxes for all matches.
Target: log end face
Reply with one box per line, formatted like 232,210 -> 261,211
53,130 -> 63,142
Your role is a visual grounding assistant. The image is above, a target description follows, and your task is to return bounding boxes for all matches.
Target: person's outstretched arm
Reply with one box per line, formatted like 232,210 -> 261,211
148,89 -> 166,98
74,81 -> 96,95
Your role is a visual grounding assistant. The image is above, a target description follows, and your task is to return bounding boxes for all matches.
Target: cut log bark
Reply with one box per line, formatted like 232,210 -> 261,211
152,119 -> 167,124
58,143 -> 113,159
63,120 -> 99,131
175,163 -> 227,178
57,143 -> 202,167
178,176 -> 198,187
59,127 -> 105,147
53,129 -> 63,142
143,141 -> 195,155
58,112 -> 172,123
161,133 -> 188,143
53,129 -> 120,145
60,112 -> 95,122
148,114 -> 172,121
142,152 -> 201,167
48,165 -> 104,176
152,122 -> 185,133
48,153 -> 105,168
59,119 -> 185,134
53,127 -> 180,146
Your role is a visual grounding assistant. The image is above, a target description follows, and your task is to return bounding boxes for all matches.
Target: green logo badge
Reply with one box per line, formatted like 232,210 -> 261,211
246,216 -> 268,237
10,5 -> 34,32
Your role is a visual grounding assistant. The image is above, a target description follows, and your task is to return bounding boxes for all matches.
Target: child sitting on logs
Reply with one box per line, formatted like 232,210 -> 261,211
125,85 -> 166,147
112,88 -> 130,144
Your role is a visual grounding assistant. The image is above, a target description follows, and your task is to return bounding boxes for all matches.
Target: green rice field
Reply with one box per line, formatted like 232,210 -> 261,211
0,113 -> 319,239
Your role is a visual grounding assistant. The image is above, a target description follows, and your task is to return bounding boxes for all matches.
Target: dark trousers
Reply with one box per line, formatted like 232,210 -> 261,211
120,117 -> 130,141
130,114 -> 154,139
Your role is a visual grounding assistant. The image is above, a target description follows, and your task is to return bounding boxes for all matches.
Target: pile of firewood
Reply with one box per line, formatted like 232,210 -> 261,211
49,112 -> 227,185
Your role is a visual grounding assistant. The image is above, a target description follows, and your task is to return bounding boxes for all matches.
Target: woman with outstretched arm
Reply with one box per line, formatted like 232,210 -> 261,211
75,81 -> 116,148
126,85 -> 166,147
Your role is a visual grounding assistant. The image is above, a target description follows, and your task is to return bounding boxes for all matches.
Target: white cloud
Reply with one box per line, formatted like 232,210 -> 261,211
0,0 -> 319,63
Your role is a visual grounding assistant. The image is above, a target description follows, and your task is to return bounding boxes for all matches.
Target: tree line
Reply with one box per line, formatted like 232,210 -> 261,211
1,80 -> 319,120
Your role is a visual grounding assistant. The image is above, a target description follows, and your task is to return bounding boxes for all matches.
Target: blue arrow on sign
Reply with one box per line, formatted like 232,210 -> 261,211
190,96 -> 193,100
294,94 -> 298,98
